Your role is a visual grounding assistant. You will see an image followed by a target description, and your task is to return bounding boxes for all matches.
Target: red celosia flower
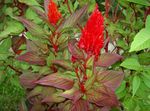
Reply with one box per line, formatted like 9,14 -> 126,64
48,0 -> 62,25
78,5 -> 104,58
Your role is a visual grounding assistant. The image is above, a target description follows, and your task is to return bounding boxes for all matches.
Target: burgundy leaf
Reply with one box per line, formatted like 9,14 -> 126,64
20,71 -> 41,89
16,52 -> 46,65
52,60 -> 73,70
71,99 -> 89,111
12,36 -> 26,53
16,17 -> 48,38
87,86 -> 119,107
26,40 -> 48,54
36,73 -> 74,90
68,39 -> 84,59
96,70 -> 124,91
56,4 -> 88,32
96,53 -> 123,67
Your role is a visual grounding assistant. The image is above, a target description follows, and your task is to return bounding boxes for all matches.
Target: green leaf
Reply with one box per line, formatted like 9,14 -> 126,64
146,15 -> 150,29
116,81 -> 126,94
86,56 -> 94,69
130,29 -> 150,52
142,72 -> 150,88
0,20 -> 24,39
138,52 -> 150,65
18,0 -> 40,6
120,58 -> 142,71
127,0 -> 150,6
46,52 -> 56,66
25,8 -> 42,24
132,76 -> 141,97
25,32 -> 49,44
0,38 -> 12,60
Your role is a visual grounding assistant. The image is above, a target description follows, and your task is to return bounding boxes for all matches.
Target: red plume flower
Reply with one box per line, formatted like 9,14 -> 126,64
78,5 -> 104,59
48,0 -> 62,25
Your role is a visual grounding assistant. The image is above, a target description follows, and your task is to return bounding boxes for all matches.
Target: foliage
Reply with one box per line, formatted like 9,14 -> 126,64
0,0 -> 150,111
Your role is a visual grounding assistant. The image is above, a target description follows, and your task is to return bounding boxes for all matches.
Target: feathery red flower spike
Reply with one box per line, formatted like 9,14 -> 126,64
78,5 -> 104,59
48,0 -> 62,25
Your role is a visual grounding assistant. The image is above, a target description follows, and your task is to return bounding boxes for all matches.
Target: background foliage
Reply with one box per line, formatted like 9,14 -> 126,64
0,0 -> 150,111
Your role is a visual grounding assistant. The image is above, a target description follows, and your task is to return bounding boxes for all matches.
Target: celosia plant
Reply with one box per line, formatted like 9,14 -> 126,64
48,0 -> 62,25
9,0 -> 124,111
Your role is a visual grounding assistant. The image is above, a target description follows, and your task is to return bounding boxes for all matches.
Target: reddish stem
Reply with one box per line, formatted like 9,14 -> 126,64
66,0 -> 72,14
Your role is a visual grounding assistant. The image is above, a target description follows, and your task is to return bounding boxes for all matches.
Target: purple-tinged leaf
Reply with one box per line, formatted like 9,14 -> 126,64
56,4 -> 88,32
96,53 -> 123,67
61,88 -> 82,102
86,86 -> 119,107
97,70 -> 124,91
30,6 -> 48,22
16,17 -> 48,38
12,36 -> 26,53
20,71 -> 41,89
26,40 -> 48,54
52,60 -> 73,70
36,73 -> 74,90
44,0 -> 50,16
16,52 -> 46,65
68,39 -> 84,59
71,99 -> 89,111
42,93 -> 65,103
101,106 -> 111,111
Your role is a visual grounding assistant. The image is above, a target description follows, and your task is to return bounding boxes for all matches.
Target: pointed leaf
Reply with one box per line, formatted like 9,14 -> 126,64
146,15 -> 150,29
12,36 -> 26,53
52,60 -> 73,70
87,87 -> 119,107
44,0 -> 50,15
0,38 -> 12,60
71,99 -> 89,111
96,53 -> 123,67
86,56 -> 94,68
61,88 -> 82,102
36,73 -> 74,90
127,0 -> 150,6
97,70 -> 124,91
18,0 -> 41,6
16,17 -> 48,39
56,4 -> 88,32
30,6 -> 48,22
120,58 -> 142,71
132,75 -> 141,97
68,39 -> 84,59
16,52 -> 46,65
26,40 -> 48,54
20,71 -> 40,89
0,20 -> 24,39
129,28 -> 150,52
